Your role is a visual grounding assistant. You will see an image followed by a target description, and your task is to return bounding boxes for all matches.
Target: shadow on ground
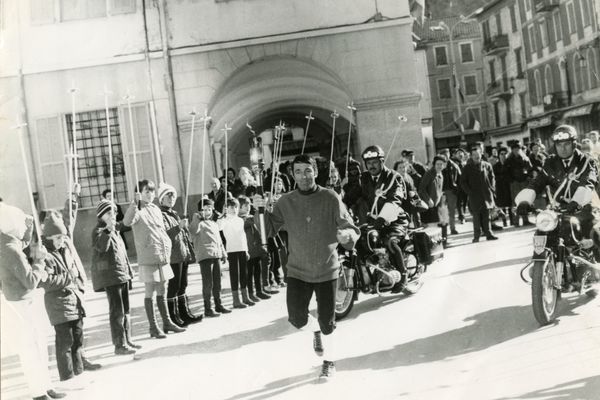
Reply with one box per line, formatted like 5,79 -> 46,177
493,374 -> 600,400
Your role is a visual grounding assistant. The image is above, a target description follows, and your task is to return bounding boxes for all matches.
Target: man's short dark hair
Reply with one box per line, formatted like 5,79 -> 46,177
238,195 -> 251,208
291,154 -> 317,172
101,189 -> 111,198
226,198 -> 240,208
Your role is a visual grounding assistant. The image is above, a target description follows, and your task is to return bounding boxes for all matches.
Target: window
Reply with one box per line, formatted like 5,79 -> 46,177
510,4 -> 518,32
519,92 -> 527,118
482,20 -> 491,42
581,0 -> 591,26
528,25 -> 537,53
525,0 -> 531,11
441,111 -> 455,131
30,0 -> 56,24
466,108 -> 481,129
539,19 -> 548,48
489,60 -> 497,83
460,42 -> 474,63
434,46 -> 448,66
515,48 -> 524,77
110,0 -> 136,15
567,1 -> 576,34
553,11 -> 562,42
572,53 -> 580,92
534,69 -> 543,103
589,48 -> 599,89
65,108 -> 128,208
495,13 -> 503,34
493,102 -> 501,127
61,0 -> 107,21
464,75 -> 478,95
506,99 -> 512,125
544,65 -> 554,95
438,78 -> 452,99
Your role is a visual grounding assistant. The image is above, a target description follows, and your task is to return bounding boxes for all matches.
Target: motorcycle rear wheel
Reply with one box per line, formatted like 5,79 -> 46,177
531,259 -> 559,326
335,270 -> 355,320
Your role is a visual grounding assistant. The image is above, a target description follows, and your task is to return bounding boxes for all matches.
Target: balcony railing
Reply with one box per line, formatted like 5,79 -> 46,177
486,82 -> 512,100
534,0 -> 560,13
543,90 -> 570,111
483,34 -> 509,55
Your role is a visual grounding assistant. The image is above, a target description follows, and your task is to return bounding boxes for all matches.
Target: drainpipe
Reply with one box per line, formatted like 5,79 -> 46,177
154,0 -> 186,190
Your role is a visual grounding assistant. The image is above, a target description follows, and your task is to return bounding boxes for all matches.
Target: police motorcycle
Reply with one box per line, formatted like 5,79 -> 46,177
334,146 -> 444,319
516,126 -> 600,326
334,213 -> 444,319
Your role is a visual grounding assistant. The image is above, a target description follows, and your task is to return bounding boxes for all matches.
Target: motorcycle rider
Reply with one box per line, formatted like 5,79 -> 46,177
515,125 -> 599,252
350,145 -> 410,293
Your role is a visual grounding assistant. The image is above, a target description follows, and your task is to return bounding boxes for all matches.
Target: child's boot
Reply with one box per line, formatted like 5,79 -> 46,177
144,298 -> 166,339
241,287 -> 255,306
157,295 -> 186,333
232,290 -> 247,309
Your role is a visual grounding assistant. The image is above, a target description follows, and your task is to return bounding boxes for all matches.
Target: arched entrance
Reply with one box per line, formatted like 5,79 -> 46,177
208,56 -> 356,175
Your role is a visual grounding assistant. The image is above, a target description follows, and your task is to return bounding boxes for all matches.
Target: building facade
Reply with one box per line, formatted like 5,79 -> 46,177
415,17 -> 487,150
0,0 -> 427,262
477,0 -> 531,147
521,0 -> 600,146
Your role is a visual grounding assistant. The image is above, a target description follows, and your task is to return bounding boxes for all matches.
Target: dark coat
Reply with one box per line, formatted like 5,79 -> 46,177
348,166 -> 406,223
243,214 -> 268,259
91,223 -> 133,292
442,159 -> 461,192
460,160 -> 496,211
505,153 -> 532,183
493,160 -> 513,208
39,240 -> 86,326
418,168 -> 444,207
208,189 -> 226,215
160,206 -> 195,265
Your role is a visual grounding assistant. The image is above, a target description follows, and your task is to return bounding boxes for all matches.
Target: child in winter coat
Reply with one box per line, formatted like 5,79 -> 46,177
190,198 -> 230,317
39,211 -> 87,382
91,200 -> 139,355
238,196 -> 271,303
220,198 -> 253,308
157,183 -> 203,326
123,179 -> 185,339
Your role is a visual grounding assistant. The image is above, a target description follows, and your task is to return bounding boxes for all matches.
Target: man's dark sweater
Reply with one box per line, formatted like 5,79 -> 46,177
265,186 -> 359,283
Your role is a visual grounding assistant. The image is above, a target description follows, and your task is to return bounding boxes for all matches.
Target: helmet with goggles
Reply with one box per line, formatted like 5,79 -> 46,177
552,125 -> 577,143
362,145 -> 385,162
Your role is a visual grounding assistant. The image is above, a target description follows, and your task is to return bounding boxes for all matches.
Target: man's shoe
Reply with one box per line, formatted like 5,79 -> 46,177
472,238 -> 480,243
82,358 -> 101,371
318,361 -> 336,380
278,281 -> 287,288
114,345 -> 136,355
205,309 -> 220,318
215,304 -> 232,314
46,389 -> 67,399
486,235 -> 499,241
33,395 -> 50,400
264,286 -> 280,295
256,292 -> 271,300
450,229 -> 459,235
313,331 -> 324,356
491,224 -> 503,231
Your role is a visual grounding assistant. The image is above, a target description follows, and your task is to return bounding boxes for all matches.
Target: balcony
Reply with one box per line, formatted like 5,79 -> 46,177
483,34 -> 509,56
534,0 -> 560,13
486,82 -> 512,100
543,91 -> 570,111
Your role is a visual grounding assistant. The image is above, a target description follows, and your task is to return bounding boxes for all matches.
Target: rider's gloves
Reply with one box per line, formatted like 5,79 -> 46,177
566,201 -> 580,214
516,202 -> 530,216
373,217 -> 388,230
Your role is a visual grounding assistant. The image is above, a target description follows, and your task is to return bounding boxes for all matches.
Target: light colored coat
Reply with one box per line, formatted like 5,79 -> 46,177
123,202 -> 172,266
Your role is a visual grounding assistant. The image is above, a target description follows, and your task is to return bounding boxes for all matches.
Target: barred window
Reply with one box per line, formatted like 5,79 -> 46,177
65,108 -> 128,208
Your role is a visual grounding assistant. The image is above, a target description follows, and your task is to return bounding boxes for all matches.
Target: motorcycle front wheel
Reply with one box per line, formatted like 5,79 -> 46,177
335,269 -> 355,320
531,259 -> 559,326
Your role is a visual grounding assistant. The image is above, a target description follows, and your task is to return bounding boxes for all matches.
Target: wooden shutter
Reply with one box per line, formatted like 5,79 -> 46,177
30,0 -> 55,25
33,116 -> 68,209
109,0 -> 136,15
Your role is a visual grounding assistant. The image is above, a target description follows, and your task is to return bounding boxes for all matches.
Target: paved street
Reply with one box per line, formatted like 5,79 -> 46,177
2,221 -> 599,400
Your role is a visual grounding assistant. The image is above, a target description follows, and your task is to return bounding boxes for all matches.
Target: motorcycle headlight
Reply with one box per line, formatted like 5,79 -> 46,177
536,210 -> 559,232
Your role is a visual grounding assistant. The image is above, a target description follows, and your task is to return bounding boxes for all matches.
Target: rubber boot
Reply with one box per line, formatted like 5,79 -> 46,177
232,290 -> 247,309
241,287 -> 255,306
168,297 -> 187,327
144,298 -> 166,339
124,313 -> 142,349
157,295 -> 186,333
178,295 -> 203,324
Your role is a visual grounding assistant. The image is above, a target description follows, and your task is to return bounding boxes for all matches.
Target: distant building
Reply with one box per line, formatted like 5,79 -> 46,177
415,17 -> 487,149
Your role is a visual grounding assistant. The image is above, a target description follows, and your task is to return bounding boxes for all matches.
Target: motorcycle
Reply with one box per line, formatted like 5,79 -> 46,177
335,222 -> 444,319
520,203 -> 600,326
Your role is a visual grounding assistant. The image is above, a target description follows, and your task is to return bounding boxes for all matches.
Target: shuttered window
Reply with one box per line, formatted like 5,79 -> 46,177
33,116 -> 68,209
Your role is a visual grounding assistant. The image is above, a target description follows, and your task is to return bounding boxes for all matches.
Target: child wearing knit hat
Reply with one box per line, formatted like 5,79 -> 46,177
39,210 -> 88,383
91,200 -> 138,355
157,182 -> 203,326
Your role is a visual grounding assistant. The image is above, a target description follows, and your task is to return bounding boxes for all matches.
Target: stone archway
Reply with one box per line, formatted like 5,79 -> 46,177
207,56 -> 355,174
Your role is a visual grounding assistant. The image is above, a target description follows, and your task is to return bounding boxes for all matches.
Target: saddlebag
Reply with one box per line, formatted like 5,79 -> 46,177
413,229 -> 444,265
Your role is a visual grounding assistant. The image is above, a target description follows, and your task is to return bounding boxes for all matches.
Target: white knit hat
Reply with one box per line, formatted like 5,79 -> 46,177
0,202 -> 29,239
157,182 -> 177,203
